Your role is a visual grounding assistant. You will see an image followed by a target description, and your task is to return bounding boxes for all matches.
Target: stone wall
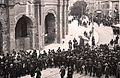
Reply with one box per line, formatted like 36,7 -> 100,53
0,5 -> 10,53
0,0 -> 69,52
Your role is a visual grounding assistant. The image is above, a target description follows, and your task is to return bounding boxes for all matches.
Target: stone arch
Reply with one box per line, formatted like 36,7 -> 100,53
15,14 -> 34,51
15,15 -> 33,38
44,10 -> 57,44
45,9 -> 57,18
15,13 -> 36,28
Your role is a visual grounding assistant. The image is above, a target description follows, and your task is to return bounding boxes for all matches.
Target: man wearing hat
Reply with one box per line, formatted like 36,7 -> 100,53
60,65 -> 66,78
67,66 -> 73,78
104,63 -> 110,78
0,62 -> 5,78
96,62 -> 102,78
116,62 -> 120,78
36,67 -> 41,78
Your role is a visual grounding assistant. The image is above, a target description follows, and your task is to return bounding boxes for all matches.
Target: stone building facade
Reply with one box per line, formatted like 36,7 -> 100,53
100,0 -> 119,16
0,0 -> 69,53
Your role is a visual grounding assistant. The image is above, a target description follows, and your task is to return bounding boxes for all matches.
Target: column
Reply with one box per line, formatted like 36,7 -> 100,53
31,27 -> 36,49
9,8 -> 16,51
66,0 -> 69,35
34,3 -> 40,50
2,7 -> 10,53
57,0 -> 62,43
40,2 -> 45,49
62,0 -> 65,38
60,9 -> 63,43
31,3 -> 36,49
37,3 -> 41,50
119,0 -> 120,23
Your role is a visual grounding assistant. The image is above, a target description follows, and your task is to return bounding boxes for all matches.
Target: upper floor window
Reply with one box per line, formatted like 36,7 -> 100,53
0,0 -> 5,5
106,4 -> 109,8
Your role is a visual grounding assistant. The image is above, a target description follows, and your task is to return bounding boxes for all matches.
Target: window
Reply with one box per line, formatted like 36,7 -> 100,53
0,0 -> 5,4
106,4 -> 109,8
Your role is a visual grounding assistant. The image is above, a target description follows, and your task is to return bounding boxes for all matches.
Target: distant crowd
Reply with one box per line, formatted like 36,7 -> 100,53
69,14 -> 119,28
0,36 -> 120,78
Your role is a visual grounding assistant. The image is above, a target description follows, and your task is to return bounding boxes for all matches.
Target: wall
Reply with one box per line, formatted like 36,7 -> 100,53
0,0 -> 69,52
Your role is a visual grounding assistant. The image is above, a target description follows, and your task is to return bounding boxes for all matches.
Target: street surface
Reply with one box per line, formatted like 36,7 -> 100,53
23,20 -> 119,78
21,68 -> 116,78
42,20 -> 120,53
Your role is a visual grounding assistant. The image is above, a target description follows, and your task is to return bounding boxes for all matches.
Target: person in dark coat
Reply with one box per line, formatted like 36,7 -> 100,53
92,61 -> 97,77
30,61 -> 36,78
104,63 -> 110,78
79,36 -> 84,49
0,62 -> 5,78
92,36 -> 95,48
68,40 -> 72,50
84,60 -> 88,75
67,66 -> 73,78
75,58 -> 79,73
9,63 -> 16,78
88,58 -> 93,76
96,62 -> 102,78
79,58 -> 84,74
60,66 -> 66,78
110,39 -> 114,46
73,38 -> 77,44
36,67 -> 41,78
116,62 -> 120,78
115,35 -> 119,44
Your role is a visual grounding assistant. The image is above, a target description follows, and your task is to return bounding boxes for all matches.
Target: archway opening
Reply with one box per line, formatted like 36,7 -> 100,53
15,15 -> 33,51
45,13 -> 56,44
0,22 -> 2,53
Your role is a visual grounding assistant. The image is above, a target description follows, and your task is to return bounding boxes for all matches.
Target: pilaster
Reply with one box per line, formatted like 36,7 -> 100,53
40,2 -> 45,49
66,0 -> 69,35
57,0 -> 63,43
9,6 -> 16,52
62,0 -> 65,38
34,3 -> 41,50
118,0 -> 120,23
0,6 -> 10,53
34,1 -> 45,50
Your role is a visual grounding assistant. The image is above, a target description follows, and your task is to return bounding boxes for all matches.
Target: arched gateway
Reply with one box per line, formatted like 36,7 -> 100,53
1,0 -> 69,52
15,15 -> 33,51
45,13 -> 56,44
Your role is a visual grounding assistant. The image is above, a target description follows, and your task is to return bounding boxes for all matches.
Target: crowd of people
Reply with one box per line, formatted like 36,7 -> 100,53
0,37 -> 120,78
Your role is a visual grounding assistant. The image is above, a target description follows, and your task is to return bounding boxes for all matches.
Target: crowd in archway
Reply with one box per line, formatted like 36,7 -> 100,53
0,37 -> 120,78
